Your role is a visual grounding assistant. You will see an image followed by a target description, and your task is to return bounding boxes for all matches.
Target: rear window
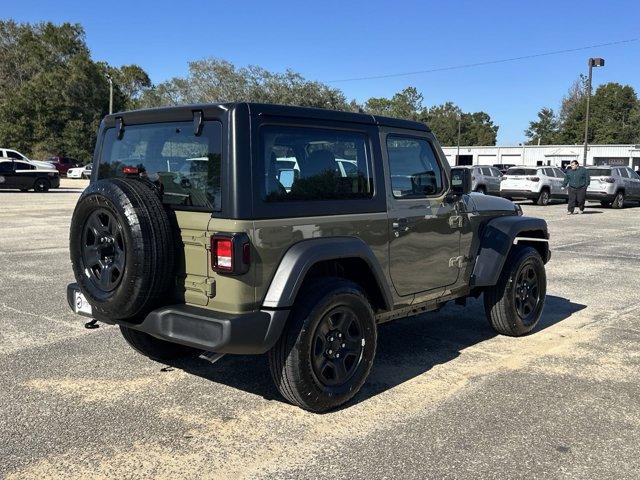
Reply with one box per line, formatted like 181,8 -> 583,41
505,168 -> 536,176
98,121 -> 223,210
261,126 -> 373,202
588,168 -> 612,177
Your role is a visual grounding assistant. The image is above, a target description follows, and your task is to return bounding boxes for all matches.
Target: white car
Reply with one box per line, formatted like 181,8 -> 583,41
0,148 -> 55,170
500,166 -> 568,206
66,164 -> 92,179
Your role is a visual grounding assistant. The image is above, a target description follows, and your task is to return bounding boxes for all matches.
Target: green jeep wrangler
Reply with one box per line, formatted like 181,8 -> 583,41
67,103 -> 550,412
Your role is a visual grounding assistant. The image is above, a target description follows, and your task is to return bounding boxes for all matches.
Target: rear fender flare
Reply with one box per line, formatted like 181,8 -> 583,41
262,237 -> 393,310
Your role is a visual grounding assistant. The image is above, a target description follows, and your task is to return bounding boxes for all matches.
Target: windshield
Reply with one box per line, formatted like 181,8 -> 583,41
588,168 -> 612,177
98,121 -> 222,210
505,168 -> 536,176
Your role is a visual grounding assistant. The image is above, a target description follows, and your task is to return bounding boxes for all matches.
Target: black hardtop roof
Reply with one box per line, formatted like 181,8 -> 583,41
103,102 -> 429,132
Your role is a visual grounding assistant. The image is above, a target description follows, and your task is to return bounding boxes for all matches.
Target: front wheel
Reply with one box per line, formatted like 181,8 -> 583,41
536,189 -> 550,206
484,246 -> 546,336
611,191 -> 625,209
268,277 -> 377,412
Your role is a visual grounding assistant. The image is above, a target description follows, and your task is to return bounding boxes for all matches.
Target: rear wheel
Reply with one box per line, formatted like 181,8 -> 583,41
484,246 -> 546,336
268,277 -> 377,412
536,189 -> 550,206
611,191 -> 625,209
33,178 -> 50,192
120,326 -> 199,362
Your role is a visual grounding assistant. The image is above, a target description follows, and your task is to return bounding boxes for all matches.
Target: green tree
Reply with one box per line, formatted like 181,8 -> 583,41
0,21 -> 152,161
363,87 -> 423,121
525,107 -> 559,145
139,58 -> 348,110
421,102 -> 498,146
559,83 -> 640,144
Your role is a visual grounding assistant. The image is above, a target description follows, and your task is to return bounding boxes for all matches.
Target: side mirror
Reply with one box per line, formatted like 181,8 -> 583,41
449,167 -> 472,196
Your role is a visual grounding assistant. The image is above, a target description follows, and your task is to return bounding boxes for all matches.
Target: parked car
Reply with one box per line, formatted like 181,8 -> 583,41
67,164 -> 92,179
586,166 -> 640,208
0,148 -> 55,170
47,156 -> 80,176
493,163 -> 516,175
0,159 -> 60,192
459,165 -> 502,195
66,103 -> 550,412
500,166 -> 567,206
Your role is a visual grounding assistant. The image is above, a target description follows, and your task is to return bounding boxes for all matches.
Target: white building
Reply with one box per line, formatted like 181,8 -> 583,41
441,144 -> 640,169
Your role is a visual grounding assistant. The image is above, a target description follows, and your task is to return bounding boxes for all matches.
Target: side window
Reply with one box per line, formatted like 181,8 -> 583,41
0,161 -> 14,173
481,167 -> 492,176
262,126 -> 373,202
629,169 -> 640,180
491,168 -> 502,177
7,151 -> 24,160
387,135 -> 444,198
14,162 -> 34,170
618,168 -> 629,178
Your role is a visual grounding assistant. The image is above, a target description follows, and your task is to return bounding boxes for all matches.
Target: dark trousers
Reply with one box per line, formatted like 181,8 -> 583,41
568,186 -> 587,212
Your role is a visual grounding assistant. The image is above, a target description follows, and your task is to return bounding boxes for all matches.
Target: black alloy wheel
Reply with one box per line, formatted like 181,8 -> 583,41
311,307 -> 365,388
513,262 -> 541,326
81,208 -> 126,292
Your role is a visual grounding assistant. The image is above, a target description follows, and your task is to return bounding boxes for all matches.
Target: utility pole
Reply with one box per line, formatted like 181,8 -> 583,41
106,74 -> 113,115
456,113 -> 461,165
582,57 -> 605,166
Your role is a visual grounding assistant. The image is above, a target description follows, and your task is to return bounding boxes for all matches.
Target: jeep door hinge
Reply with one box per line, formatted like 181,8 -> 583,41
449,215 -> 464,229
449,256 -> 471,268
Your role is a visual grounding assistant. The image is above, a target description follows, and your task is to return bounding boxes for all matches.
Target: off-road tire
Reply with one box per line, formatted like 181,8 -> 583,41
484,246 -> 546,336
34,178 -> 50,192
611,191 -> 625,209
120,326 -> 199,362
69,178 -> 175,322
536,189 -> 550,206
268,277 -> 377,412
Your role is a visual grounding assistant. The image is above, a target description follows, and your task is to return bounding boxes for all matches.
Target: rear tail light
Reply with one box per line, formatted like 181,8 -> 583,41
526,176 -> 540,182
211,233 -> 251,274
122,166 -> 139,175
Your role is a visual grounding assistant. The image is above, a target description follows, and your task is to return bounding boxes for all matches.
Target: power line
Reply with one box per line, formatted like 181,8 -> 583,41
326,38 -> 639,83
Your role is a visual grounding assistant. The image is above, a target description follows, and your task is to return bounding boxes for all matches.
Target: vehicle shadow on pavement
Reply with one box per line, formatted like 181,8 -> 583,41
167,294 -> 585,409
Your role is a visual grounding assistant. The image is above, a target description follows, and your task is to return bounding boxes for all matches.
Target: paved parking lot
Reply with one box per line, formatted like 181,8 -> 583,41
1,184 -> 639,479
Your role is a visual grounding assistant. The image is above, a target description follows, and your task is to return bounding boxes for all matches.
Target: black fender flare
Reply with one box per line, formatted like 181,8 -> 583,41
470,216 -> 549,288
262,237 -> 393,310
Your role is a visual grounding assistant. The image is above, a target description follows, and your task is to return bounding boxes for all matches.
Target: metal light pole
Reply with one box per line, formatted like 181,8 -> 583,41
106,74 -> 113,115
582,57 -> 605,166
456,113 -> 462,165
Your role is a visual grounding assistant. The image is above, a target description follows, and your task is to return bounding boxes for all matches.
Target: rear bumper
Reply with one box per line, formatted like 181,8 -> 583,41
586,191 -> 615,202
500,189 -> 538,200
66,283 -> 288,354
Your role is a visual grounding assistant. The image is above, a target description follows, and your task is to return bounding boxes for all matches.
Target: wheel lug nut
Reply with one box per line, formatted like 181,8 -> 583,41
329,337 -> 334,342
327,349 -> 333,355
336,353 -> 340,358
341,343 -> 345,348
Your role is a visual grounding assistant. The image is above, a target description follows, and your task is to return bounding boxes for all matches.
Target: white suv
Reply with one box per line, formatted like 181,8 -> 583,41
586,166 -> 640,208
500,166 -> 567,206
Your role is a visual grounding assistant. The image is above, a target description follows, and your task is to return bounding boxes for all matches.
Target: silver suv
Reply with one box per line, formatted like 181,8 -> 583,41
587,166 -> 640,208
500,166 -> 567,206
461,165 -> 502,195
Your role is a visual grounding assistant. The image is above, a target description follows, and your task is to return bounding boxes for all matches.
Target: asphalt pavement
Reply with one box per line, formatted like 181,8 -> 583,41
1,182 -> 639,479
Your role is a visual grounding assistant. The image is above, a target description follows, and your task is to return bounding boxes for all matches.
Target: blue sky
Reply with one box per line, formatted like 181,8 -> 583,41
3,0 -> 639,144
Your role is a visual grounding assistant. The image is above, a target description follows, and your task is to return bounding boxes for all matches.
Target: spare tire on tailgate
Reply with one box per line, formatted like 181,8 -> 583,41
69,178 -> 175,322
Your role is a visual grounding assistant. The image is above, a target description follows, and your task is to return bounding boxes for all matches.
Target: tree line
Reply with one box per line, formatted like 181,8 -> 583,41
1,21 -> 638,162
525,75 -> 640,145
